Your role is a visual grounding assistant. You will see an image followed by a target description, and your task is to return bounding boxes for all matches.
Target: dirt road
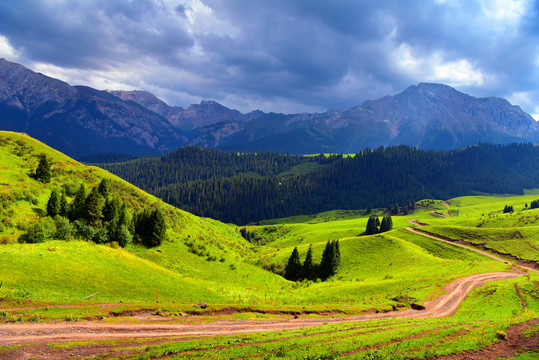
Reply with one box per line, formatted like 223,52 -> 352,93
406,227 -> 539,274
0,272 -> 522,346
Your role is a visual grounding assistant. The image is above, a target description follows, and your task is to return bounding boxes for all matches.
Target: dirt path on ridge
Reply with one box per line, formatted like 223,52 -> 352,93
409,219 -> 428,226
406,227 -> 539,274
0,272 -> 523,349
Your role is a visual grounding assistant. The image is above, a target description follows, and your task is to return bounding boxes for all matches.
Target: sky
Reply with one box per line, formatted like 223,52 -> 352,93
0,0 -> 537,119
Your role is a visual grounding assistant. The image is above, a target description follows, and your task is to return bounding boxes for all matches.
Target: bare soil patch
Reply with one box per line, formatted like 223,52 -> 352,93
432,318 -> 539,360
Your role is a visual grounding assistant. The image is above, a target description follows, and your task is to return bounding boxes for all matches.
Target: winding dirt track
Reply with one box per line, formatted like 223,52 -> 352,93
406,226 -> 539,274
0,272 -> 522,346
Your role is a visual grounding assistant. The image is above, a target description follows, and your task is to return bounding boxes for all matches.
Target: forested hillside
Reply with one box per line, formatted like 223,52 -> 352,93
98,143 -> 539,224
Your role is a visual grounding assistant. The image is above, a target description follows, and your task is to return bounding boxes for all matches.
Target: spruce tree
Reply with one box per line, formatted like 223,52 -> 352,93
319,240 -> 336,280
365,215 -> 379,235
148,208 -> 166,247
98,178 -> 110,198
103,197 -> 120,222
84,186 -> 104,225
302,244 -> 315,280
380,216 -> 389,233
59,190 -> 68,217
35,154 -> 51,183
46,190 -> 61,216
284,246 -> 302,281
72,184 -> 87,214
334,240 -> 341,269
379,215 -> 393,233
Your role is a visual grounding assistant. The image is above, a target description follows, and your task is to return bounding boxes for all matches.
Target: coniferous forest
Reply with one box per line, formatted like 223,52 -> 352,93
96,143 -> 539,224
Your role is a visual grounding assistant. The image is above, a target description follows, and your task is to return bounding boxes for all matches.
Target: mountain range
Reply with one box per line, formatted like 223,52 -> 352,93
1,58 -> 537,157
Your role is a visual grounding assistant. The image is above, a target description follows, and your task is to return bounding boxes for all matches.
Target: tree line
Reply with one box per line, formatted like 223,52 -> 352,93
96,143 -> 539,224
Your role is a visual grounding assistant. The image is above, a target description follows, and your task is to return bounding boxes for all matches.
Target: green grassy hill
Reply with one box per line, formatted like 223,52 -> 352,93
1,131 -> 537,312
0,131 -> 288,304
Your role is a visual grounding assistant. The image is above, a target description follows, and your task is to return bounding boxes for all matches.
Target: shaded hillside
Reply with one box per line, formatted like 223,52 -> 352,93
99,143 -> 539,224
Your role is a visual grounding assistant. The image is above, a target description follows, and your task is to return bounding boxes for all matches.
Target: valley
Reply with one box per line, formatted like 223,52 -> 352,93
0,131 -> 538,359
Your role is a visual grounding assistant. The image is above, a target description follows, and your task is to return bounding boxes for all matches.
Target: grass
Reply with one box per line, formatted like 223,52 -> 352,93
1,131 -> 539,358
59,275 -> 536,359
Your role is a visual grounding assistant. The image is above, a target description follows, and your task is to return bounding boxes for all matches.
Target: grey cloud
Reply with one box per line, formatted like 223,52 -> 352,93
0,0 -> 537,115
0,0 -> 193,69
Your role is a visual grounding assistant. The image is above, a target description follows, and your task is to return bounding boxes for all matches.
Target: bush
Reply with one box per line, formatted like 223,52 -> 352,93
115,225 -> 133,247
92,227 -> 109,244
72,219 -> 95,240
0,234 -> 18,244
63,182 -> 79,196
53,216 -> 72,240
21,218 -> 54,243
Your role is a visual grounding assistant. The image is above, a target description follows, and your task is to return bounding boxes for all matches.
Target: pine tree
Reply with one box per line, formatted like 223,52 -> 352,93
46,190 -> 61,216
284,246 -> 302,281
35,154 -> 52,183
319,240 -> 336,280
98,178 -> 110,198
59,190 -> 68,217
365,215 -> 379,235
302,244 -> 315,280
103,197 -> 120,222
84,186 -> 104,225
333,240 -> 341,269
148,208 -> 166,247
72,184 -> 87,212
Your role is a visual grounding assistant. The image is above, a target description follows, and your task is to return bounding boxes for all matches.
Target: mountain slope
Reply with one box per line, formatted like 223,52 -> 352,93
0,59 -> 186,157
0,131 -> 287,303
113,83 -> 539,153
1,59 -> 537,156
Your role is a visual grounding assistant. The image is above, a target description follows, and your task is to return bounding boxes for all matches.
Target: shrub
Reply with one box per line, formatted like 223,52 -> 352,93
53,215 -> 72,240
63,182 -> 79,196
115,225 -> 133,247
92,227 -> 109,244
496,330 -> 508,340
0,234 -> 18,244
21,217 -> 55,243
72,219 -> 95,240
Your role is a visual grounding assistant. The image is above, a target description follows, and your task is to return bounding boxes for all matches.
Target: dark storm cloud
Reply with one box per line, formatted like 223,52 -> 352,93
0,0 -> 537,116
0,0 -> 193,69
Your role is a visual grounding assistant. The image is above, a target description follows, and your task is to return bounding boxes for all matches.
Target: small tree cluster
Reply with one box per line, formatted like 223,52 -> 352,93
388,200 -> 416,216
24,178 -> 165,248
239,228 -> 263,244
133,208 -> 167,247
530,199 -> 539,209
284,240 -> 340,281
503,205 -> 514,213
366,215 -> 393,235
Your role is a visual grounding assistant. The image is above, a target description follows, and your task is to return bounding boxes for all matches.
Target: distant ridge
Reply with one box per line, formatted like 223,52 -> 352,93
112,83 -> 539,154
1,59 -> 537,156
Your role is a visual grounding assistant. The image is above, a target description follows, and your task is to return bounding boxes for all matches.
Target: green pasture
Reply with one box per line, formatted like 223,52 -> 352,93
62,275 -> 537,359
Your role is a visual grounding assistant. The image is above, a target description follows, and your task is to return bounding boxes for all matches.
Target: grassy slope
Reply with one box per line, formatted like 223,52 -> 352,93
0,131 -> 288,304
1,130 -> 537,312
415,195 -> 539,262
249,193 -> 539,305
